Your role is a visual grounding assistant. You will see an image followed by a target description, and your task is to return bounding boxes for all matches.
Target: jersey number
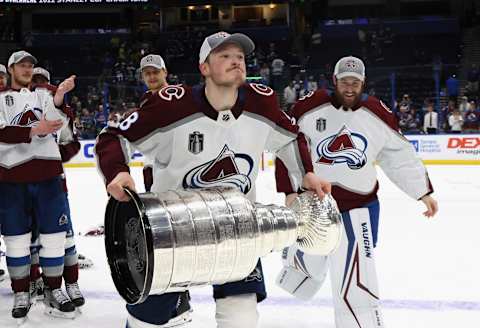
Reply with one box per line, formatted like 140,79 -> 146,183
119,112 -> 139,131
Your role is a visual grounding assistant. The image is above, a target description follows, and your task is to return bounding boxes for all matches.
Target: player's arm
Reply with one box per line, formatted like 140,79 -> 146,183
95,94 -> 170,201
53,75 -> 76,108
376,107 -> 437,217
265,95 -> 330,199
274,157 -> 299,206
58,105 -> 81,162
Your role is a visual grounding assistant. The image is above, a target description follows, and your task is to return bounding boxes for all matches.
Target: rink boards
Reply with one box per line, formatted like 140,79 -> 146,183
64,134 -> 480,168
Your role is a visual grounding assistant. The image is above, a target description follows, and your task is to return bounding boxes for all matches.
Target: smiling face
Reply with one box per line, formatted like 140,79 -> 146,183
199,42 -> 246,88
334,76 -> 364,109
141,66 -> 167,91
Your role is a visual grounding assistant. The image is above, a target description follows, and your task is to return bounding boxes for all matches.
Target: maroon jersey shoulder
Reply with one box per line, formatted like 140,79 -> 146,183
360,96 -> 399,131
291,89 -> 332,121
140,84 -> 200,128
243,83 -> 283,124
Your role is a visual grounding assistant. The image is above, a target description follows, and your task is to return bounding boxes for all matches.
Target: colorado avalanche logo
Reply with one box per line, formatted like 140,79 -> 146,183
316,125 -> 367,169
183,145 -> 254,194
11,106 -> 43,127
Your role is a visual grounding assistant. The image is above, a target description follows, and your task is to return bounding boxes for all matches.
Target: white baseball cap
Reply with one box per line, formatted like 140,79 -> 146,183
334,56 -> 365,82
199,31 -> 255,64
33,67 -> 50,82
0,64 -> 6,75
140,54 -> 166,71
8,50 -> 37,67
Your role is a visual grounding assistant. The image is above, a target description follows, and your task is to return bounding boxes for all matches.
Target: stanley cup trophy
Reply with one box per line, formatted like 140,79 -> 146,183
105,187 -> 342,305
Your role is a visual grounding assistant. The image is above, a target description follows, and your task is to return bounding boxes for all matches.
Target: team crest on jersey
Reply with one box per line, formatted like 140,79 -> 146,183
316,125 -> 368,169
11,105 -> 42,127
188,131 -> 204,154
183,145 -> 254,194
249,83 -> 274,96
5,95 -> 14,107
316,118 -> 327,132
158,85 -> 185,101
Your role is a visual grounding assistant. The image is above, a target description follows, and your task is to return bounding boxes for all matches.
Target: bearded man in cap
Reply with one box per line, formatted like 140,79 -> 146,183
275,56 -> 438,328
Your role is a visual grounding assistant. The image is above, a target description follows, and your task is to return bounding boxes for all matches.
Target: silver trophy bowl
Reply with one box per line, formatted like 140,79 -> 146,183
105,188 -> 342,304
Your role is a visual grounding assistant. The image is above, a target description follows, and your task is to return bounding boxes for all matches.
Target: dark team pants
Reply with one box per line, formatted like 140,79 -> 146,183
126,260 -> 266,325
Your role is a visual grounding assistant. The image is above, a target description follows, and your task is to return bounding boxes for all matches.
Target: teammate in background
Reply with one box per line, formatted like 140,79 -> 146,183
0,51 -> 76,323
96,31 -> 330,328
30,67 -> 86,316
0,64 -> 7,88
138,54 -> 169,192
275,56 -> 438,328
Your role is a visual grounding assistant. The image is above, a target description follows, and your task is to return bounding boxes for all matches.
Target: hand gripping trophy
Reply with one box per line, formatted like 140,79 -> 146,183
104,187 -> 343,304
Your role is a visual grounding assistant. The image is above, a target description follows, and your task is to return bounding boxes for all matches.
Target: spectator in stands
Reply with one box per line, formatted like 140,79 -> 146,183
446,74 -> 459,102
397,103 -> 413,133
318,73 -> 329,90
449,110 -> 464,133
259,63 -> 270,86
271,56 -> 285,89
408,106 -> 422,133
79,108 -> 96,139
440,100 -> 456,131
400,94 -> 412,108
283,82 -> 297,112
463,101 -> 479,133
0,64 -> 7,88
94,104 -> 108,134
423,103 -> 439,134
458,96 -> 471,113
307,75 -> 318,92
465,63 -> 479,98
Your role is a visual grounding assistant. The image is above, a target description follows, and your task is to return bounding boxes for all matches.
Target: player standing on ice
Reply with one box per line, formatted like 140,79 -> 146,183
275,56 -> 438,328
29,67 -> 86,316
138,54 -> 169,193
0,51 -> 76,323
96,31 -> 330,328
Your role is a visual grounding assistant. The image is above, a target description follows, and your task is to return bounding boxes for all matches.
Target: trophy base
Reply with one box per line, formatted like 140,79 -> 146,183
105,190 -> 154,304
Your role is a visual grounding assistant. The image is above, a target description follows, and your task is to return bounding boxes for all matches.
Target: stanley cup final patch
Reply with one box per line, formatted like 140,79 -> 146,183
316,118 -> 327,132
189,131 -> 204,154
5,95 -> 14,107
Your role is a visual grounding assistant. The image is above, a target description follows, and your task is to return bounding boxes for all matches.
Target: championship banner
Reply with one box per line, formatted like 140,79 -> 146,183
64,136 -> 480,168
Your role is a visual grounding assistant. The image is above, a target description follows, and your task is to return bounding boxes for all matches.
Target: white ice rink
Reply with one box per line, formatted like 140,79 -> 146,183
1,165 -> 479,327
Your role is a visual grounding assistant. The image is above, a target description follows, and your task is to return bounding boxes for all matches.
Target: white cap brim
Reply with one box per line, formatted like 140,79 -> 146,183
336,72 -> 365,82
141,64 -> 165,71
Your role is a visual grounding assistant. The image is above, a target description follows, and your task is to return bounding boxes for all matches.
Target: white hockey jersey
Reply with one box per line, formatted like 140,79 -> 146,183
275,89 -> 433,212
95,83 -> 314,201
0,86 -> 69,182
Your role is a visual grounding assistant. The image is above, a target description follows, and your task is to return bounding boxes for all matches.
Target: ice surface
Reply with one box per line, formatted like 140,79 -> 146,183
1,165 -> 479,327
